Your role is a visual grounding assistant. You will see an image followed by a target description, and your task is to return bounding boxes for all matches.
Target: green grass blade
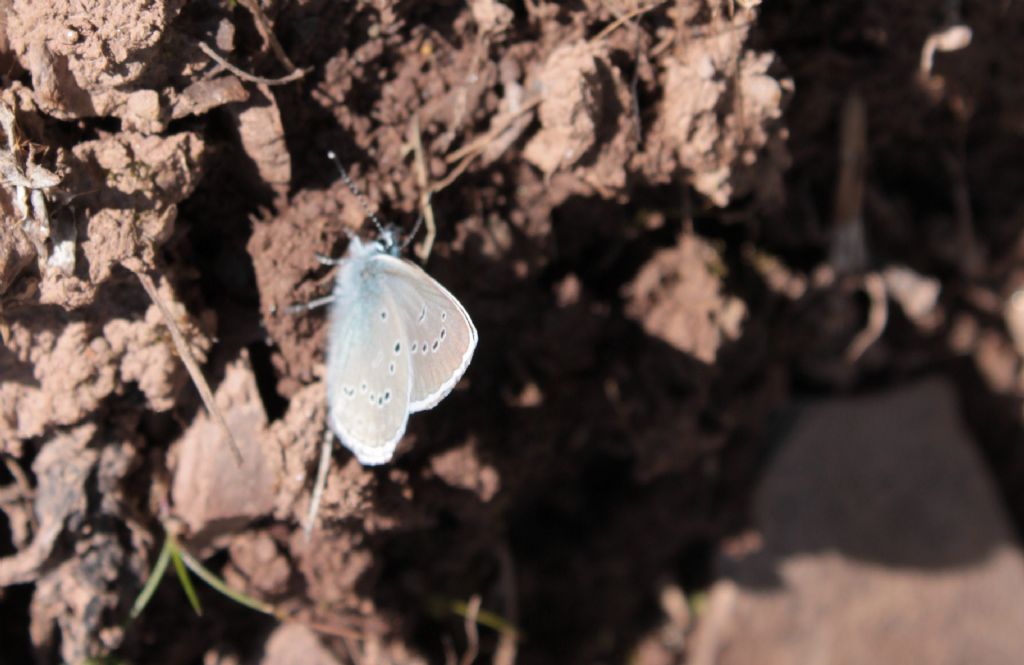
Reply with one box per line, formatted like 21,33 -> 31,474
167,534 -> 203,616
450,599 -> 521,638
128,537 -> 173,620
179,550 -> 276,616
129,526 -> 277,622
429,595 -> 522,639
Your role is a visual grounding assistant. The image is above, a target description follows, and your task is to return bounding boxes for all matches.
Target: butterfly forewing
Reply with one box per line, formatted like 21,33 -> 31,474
372,254 -> 478,412
326,267 -> 412,465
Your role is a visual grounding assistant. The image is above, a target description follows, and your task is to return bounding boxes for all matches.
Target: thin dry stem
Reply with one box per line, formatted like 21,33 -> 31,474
134,270 -> 244,465
459,595 -> 482,665
919,24 -> 972,78
408,115 -> 438,262
445,96 -> 543,165
304,424 -> 335,541
830,93 -> 868,274
845,272 -> 889,363
433,96 -> 543,194
591,0 -> 668,43
235,0 -> 299,72
288,615 -> 367,641
198,42 -> 306,86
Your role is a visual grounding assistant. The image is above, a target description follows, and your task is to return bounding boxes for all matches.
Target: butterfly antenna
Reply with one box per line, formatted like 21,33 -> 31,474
326,150 -> 386,235
401,192 -> 430,250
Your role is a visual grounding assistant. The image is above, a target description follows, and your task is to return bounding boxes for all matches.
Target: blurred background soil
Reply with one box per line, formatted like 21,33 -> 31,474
2,0 -> 1024,663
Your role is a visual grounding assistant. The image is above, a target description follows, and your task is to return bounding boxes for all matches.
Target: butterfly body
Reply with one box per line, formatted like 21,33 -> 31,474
325,234 -> 477,465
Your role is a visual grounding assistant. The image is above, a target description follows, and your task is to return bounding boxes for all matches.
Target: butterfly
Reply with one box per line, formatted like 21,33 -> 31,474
295,152 -> 478,536
321,227 -> 478,465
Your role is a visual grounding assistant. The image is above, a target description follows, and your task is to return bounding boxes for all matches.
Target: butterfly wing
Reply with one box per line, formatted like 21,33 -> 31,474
371,254 -> 478,413
325,256 -> 413,465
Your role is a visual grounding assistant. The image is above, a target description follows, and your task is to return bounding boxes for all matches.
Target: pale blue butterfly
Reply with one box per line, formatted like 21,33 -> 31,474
295,152 -> 478,532
323,228 -> 477,464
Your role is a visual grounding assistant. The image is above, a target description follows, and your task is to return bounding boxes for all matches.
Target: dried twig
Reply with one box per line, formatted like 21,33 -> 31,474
407,115 -> 438,262
829,93 -> 868,274
134,270 -> 244,465
304,424 -> 335,541
235,0 -> 299,72
294,616 -> 370,641
444,94 -> 543,164
198,42 -> 306,87
919,24 -> 972,78
591,0 -> 668,43
845,272 -> 888,363
459,595 -> 482,665
433,96 -> 543,194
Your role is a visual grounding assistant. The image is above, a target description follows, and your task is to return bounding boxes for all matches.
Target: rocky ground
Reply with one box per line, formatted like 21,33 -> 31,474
1,1 -> 1024,663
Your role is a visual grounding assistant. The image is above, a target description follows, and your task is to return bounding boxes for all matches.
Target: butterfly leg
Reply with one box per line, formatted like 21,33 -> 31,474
304,425 -> 335,541
286,293 -> 337,314
315,252 -> 345,266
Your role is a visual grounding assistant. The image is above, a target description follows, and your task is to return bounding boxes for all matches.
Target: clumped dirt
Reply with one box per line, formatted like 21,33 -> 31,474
1,1 -> 1023,663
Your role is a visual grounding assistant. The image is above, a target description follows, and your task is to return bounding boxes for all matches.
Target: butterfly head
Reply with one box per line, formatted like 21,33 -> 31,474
373,225 -> 403,257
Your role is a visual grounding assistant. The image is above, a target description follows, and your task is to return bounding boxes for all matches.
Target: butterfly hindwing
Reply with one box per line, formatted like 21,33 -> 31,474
326,257 -> 412,465
371,254 -> 478,413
